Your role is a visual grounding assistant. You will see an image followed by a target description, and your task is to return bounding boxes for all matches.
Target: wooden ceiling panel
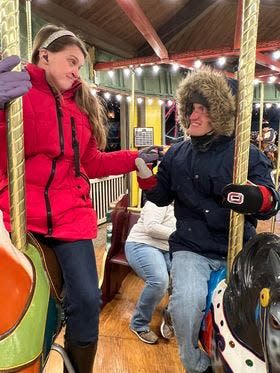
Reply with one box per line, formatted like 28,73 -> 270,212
169,2 -> 236,53
258,5 -> 280,42
26,0 -> 280,74
136,0 -> 190,31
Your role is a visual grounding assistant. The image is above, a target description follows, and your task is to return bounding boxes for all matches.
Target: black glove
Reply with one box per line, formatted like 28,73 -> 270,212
222,183 -> 264,214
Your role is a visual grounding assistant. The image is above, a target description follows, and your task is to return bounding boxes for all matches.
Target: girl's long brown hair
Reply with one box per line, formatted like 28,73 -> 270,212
32,24 -> 107,149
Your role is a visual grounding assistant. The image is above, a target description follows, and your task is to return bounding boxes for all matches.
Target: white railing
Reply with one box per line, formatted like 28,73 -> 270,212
90,174 -> 126,224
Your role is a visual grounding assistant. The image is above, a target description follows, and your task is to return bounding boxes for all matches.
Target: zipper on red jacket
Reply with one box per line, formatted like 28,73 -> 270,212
44,94 -> 65,235
71,117 -> 91,198
71,116 -> 81,176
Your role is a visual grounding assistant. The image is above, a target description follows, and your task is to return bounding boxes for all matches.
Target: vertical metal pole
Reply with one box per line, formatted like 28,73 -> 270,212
129,70 -> 135,204
227,0 -> 260,280
1,0 -> 26,251
129,70 -> 135,148
258,82 -> 264,150
25,0 -> 32,61
270,120 -> 280,232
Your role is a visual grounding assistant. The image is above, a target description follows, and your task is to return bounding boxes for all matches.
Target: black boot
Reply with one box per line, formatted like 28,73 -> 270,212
64,339 -> 98,373
203,366 -> 214,373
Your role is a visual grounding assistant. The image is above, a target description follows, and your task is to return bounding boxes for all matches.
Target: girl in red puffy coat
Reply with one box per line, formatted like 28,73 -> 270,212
0,24 -> 159,372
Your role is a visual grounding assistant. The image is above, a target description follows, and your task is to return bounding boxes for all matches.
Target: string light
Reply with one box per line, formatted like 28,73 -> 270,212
253,79 -> 260,85
153,65 -> 160,73
147,98 -> 153,105
268,76 -> 277,83
116,94 -> 122,101
135,67 -> 143,75
167,100 -> 173,107
217,56 -> 226,67
272,50 -> 280,60
108,70 -> 114,78
194,59 -> 202,69
158,99 -> 164,105
104,92 -> 111,100
126,96 -> 131,102
90,88 -> 97,96
137,97 -> 143,104
171,63 -> 179,71
124,68 -> 130,77
265,103 -> 272,109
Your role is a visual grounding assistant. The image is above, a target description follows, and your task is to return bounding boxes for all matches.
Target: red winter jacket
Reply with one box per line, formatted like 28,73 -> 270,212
0,64 -> 138,240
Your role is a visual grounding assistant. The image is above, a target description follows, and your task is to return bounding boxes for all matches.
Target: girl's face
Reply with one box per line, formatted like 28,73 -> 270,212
39,45 -> 85,92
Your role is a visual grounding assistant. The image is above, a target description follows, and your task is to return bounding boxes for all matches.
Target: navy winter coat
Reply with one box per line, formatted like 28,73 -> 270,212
145,136 -> 278,259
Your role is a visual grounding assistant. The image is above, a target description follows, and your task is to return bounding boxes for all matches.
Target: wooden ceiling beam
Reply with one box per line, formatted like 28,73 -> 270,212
94,46 -> 237,70
256,40 -> 280,52
29,0 -> 135,58
256,52 -> 280,73
95,40 -> 280,71
115,0 -> 168,60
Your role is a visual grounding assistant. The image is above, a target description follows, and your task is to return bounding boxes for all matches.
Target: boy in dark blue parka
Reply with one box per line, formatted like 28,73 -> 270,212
135,67 -> 279,373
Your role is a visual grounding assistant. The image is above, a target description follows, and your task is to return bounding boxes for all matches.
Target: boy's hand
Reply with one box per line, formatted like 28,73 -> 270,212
222,183 -> 274,213
135,158 -> 157,190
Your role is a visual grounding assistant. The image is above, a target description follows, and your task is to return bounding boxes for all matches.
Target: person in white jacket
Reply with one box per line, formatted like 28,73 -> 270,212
125,201 -> 176,344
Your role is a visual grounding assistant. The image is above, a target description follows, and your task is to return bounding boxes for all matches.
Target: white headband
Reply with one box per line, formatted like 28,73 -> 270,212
40,30 -> 76,49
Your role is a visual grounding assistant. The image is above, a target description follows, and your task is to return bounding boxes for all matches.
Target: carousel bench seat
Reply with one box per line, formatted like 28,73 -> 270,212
99,194 -> 140,307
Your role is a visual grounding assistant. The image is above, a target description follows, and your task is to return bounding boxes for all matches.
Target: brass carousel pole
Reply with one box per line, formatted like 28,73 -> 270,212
0,1 -> 26,251
258,82 -> 264,150
129,69 -> 135,149
25,0 -> 32,61
270,120 -> 280,232
227,0 -> 260,280
129,69 -> 136,204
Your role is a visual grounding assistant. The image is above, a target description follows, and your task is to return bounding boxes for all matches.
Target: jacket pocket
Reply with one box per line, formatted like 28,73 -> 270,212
203,207 -> 230,231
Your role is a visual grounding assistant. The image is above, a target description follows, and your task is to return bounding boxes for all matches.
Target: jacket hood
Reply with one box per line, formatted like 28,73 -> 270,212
176,66 -> 236,137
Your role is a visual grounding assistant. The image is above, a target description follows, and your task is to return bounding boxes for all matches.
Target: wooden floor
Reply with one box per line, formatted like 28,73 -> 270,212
45,217 -> 280,373
45,224 -> 185,373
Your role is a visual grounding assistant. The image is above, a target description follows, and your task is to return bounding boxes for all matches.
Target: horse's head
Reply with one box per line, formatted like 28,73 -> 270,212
224,232 -> 280,372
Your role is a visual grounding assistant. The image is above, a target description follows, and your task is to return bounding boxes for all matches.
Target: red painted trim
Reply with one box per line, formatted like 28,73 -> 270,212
94,41 -> 280,71
256,52 -> 280,73
234,0 -> 243,50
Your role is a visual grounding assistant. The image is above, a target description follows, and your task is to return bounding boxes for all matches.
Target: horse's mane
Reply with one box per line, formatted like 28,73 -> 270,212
223,232 -> 280,357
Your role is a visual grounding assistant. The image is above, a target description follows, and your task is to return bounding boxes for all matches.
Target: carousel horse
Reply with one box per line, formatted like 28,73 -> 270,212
201,232 -> 280,373
0,210 -> 65,372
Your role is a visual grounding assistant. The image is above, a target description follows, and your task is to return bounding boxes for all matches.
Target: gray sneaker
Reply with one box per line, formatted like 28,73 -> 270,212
160,308 -> 174,339
130,328 -> 158,344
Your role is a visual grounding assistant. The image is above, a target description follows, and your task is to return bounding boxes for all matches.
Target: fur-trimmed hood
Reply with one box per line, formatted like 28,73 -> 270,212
176,67 -> 236,136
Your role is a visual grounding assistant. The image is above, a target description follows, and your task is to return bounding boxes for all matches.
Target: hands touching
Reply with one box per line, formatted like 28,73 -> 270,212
138,145 -> 164,164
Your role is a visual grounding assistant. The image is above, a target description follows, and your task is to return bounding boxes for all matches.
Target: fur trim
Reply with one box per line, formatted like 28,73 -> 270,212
176,66 -> 236,136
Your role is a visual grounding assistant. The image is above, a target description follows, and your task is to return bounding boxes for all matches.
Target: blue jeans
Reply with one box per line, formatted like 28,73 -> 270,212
46,238 -> 101,345
125,241 -> 171,331
170,251 -> 225,373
